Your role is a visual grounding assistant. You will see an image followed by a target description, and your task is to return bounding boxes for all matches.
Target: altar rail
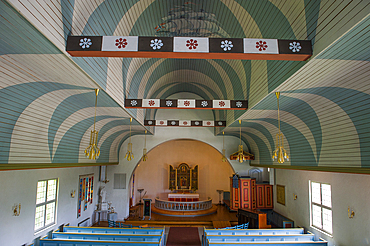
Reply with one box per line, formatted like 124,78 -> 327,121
155,198 -> 212,211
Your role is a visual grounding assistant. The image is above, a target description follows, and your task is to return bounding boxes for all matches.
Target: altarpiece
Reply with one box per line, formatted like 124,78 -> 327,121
169,163 -> 198,191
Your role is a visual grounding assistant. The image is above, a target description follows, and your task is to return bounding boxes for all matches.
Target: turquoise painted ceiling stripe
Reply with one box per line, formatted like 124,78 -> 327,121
52,117 -> 98,163
284,87 -> 370,167
61,0 -> 75,42
98,118 -> 133,139
82,0 -> 138,35
315,14 -> 370,61
245,131 -> 273,165
234,0 -> 296,39
267,61 -> 306,93
48,91 -> 122,158
212,59 -> 245,99
243,121 -> 275,152
127,58 -> 162,98
304,0 -> 321,46
71,57 -> 109,90
253,94 -> 322,161
0,0 -> 62,55
114,131 -> 144,162
0,82 -> 88,163
261,118 -> 316,166
142,59 -> 229,99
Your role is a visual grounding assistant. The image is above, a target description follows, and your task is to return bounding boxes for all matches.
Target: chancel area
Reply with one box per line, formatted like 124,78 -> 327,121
1,1 -> 370,246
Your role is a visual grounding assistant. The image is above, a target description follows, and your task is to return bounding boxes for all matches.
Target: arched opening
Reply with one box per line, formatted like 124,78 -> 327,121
129,139 -> 235,205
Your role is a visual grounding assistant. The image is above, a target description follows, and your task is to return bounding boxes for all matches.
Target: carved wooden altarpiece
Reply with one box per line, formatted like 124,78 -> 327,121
169,163 -> 198,191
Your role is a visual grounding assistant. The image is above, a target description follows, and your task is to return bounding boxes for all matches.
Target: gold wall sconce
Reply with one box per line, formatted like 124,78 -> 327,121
293,193 -> 297,200
70,190 -> 76,198
13,203 -> 21,216
348,206 -> 355,218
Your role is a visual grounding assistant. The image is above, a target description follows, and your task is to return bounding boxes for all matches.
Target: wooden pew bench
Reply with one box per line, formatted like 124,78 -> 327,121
206,241 -> 327,246
62,226 -> 164,235
39,237 -> 162,246
204,228 -> 304,236
205,234 -> 315,246
52,232 -> 163,242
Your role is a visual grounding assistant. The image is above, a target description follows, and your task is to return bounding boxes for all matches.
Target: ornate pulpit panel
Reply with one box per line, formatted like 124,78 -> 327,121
169,163 -> 198,191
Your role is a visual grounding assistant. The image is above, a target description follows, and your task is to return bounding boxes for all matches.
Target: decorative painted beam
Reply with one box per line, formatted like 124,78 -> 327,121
67,36 -> 312,61
125,99 -> 248,110
144,120 -> 226,127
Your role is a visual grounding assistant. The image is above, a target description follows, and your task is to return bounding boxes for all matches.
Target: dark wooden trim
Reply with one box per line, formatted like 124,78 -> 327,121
0,162 -> 119,171
67,51 -> 311,61
250,163 -> 370,174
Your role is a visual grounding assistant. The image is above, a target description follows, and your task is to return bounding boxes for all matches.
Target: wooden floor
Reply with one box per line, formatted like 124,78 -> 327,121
94,204 -> 238,228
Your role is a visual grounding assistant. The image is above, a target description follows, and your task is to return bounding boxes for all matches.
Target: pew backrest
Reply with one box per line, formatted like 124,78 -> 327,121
63,226 -> 163,234
52,232 -> 162,242
205,228 -> 304,235
206,234 -> 315,243
207,238 -> 328,246
40,239 -> 161,246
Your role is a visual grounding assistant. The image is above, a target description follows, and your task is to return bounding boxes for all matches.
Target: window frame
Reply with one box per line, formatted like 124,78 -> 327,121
309,180 -> 333,236
34,178 -> 58,233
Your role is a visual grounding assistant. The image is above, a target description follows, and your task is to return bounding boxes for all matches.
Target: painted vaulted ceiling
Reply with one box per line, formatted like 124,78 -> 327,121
1,0 -> 370,173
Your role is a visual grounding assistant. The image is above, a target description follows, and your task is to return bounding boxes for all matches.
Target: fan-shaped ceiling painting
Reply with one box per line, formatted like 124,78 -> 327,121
1,0 -> 370,173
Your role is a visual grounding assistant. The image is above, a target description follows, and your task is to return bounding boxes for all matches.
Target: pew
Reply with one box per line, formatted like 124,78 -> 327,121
204,228 -> 304,236
62,226 -> 164,234
206,240 -> 327,246
48,226 -> 166,246
205,234 -> 315,246
39,236 -> 163,246
52,231 -> 163,242
202,228 -> 327,246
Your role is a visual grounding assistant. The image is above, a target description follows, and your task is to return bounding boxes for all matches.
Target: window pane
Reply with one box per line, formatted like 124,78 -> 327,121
45,202 -> 55,225
36,181 -> 46,204
311,182 -> 321,204
323,208 -> 333,233
47,179 -> 57,201
312,204 -> 322,228
35,205 -> 45,230
321,184 -> 331,208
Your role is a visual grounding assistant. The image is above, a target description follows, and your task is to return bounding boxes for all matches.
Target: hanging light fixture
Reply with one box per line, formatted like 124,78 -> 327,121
272,92 -> 289,163
230,120 -> 254,162
125,118 -> 134,161
236,120 -> 245,163
221,131 -> 227,162
141,130 -> 148,161
84,89 -> 100,160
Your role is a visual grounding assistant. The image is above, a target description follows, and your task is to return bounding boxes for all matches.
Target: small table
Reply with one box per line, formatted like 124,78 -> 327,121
216,190 -> 224,205
168,193 -> 199,202
95,210 -> 110,225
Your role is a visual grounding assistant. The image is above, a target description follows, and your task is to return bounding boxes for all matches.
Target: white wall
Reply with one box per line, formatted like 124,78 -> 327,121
274,169 -> 370,246
106,126 -> 253,220
0,166 -> 99,246
133,139 -> 235,202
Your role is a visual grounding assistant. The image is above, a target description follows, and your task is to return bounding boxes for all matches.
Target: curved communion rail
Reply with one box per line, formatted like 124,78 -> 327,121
154,198 -> 213,211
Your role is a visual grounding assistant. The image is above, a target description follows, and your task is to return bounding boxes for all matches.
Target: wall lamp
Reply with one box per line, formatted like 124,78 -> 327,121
13,203 -> 21,216
348,206 -> 355,218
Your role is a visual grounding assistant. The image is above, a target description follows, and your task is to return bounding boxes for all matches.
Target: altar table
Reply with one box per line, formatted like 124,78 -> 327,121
168,193 -> 199,202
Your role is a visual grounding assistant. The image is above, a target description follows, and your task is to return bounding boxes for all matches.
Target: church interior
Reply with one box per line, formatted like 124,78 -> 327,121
1,0 -> 370,245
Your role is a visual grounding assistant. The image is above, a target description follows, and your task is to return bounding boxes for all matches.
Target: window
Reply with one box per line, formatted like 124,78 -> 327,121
35,179 -> 58,232
310,181 -> 332,235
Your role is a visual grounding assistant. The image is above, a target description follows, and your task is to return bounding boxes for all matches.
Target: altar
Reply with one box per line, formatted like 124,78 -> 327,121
168,193 -> 199,202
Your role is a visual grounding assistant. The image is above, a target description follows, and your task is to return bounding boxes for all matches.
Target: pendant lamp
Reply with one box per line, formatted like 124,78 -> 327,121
125,118 -> 134,161
272,92 -> 289,163
142,130 -> 148,161
84,89 -> 100,160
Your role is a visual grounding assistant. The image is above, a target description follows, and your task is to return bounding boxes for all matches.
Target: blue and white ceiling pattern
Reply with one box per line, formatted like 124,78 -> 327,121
1,0 -> 370,172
